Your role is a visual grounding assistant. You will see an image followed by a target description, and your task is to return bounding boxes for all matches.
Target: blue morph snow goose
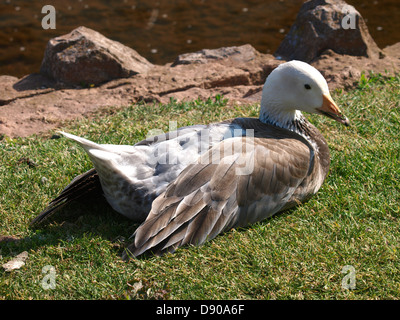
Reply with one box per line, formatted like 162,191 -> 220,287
32,60 -> 349,257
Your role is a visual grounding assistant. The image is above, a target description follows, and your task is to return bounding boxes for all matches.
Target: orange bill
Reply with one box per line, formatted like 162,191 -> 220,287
317,94 -> 350,126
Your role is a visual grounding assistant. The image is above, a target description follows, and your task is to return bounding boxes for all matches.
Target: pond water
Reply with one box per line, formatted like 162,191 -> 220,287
0,0 -> 399,78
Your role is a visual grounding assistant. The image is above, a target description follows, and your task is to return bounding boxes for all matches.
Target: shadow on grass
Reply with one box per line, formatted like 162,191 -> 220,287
0,196 -> 140,259
1,196 -> 306,263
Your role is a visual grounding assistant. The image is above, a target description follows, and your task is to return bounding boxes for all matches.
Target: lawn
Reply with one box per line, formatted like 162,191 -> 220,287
0,73 -> 399,299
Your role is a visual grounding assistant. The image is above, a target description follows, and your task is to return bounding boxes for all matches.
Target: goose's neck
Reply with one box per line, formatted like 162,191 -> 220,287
259,103 -> 304,134
259,103 -> 320,153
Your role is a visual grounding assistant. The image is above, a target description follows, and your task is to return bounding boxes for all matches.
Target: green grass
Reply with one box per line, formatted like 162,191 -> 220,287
0,74 -> 399,299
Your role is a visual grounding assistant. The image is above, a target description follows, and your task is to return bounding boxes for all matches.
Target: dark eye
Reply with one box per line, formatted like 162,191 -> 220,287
304,84 -> 311,90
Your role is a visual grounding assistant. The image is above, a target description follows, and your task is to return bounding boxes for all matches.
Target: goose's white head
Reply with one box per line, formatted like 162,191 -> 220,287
260,60 -> 349,128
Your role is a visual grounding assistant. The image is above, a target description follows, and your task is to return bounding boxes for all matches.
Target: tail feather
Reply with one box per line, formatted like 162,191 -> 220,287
31,168 -> 102,226
33,131 -> 146,226
57,131 -> 140,187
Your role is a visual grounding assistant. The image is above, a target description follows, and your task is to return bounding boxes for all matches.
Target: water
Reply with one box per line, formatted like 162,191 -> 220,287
0,0 -> 399,78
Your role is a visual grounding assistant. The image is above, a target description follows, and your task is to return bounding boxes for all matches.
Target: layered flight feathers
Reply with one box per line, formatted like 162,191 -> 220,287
125,121 -> 315,257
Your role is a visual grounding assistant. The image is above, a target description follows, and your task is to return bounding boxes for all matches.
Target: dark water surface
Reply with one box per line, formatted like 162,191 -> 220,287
0,0 -> 399,78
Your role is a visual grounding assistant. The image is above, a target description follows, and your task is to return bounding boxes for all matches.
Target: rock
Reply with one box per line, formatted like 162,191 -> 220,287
275,0 -> 382,62
172,44 -> 258,66
40,26 -> 154,86
383,42 -> 400,57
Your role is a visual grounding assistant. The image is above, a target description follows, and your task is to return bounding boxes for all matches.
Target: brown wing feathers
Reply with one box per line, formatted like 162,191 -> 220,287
126,155 -> 239,257
125,136 -> 312,257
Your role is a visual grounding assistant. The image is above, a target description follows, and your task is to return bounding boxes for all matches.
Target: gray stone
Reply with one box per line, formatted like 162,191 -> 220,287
40,26 -> 154,86
275,0 -> 382,62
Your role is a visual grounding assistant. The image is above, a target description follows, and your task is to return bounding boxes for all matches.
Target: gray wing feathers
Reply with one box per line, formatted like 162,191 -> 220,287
125,137 -> 311,257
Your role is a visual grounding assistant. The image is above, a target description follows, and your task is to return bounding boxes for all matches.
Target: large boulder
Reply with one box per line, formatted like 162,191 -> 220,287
275,0 -> 382,62
40,26 -> 154,86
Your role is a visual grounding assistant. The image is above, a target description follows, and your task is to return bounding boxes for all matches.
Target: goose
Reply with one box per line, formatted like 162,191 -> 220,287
32,60 -> 349,258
